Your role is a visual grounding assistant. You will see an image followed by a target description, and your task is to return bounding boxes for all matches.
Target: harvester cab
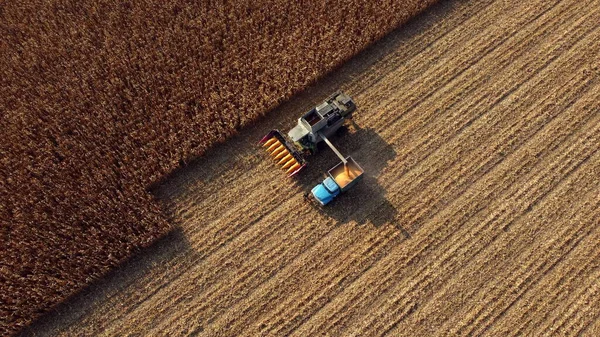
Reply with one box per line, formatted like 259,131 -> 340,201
288,92 -> 356,153
259,92 -> 363,205
259,92 -> 356,175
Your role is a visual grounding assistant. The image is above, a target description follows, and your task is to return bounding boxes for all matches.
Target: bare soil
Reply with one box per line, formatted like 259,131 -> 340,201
22,0 -> 600,335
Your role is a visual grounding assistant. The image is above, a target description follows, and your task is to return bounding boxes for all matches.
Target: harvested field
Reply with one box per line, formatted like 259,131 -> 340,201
19,0 -> 600,335
0,0 -> 436,335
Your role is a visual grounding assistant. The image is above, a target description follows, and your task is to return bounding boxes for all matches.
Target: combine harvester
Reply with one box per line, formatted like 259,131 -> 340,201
259,92 -> 364,206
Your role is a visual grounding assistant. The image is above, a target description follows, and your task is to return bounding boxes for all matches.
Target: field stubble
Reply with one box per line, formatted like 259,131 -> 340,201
21,0 -> 600,335
1,0 -> 438,335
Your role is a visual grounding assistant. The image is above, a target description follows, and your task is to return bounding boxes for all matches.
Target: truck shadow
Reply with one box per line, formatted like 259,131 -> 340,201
295,124 -> 410,238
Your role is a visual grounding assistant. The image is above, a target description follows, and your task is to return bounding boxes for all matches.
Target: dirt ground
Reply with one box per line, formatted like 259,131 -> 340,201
21,0 -> 600,335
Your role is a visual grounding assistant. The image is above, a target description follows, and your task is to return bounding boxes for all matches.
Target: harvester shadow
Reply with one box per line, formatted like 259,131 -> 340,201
296,124 -> 409,237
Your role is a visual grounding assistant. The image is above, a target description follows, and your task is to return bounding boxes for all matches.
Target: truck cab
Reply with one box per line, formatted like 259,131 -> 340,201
311,177 -> 341,206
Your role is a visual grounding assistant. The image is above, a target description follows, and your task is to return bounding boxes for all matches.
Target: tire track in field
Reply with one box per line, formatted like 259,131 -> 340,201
146,1 -> 572,330
35,0 -> 600,335
492,225 -> 600,336
99,2 -> 592,330
288,12 -> 600,336
336,91 -> 600,337
294,86 -> 600,337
